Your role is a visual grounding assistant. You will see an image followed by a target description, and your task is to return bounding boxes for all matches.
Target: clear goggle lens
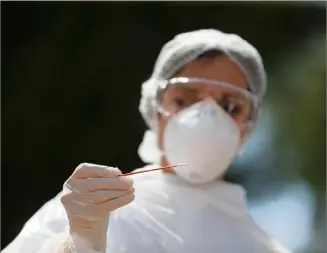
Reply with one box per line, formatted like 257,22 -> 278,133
155,77 -> 259,127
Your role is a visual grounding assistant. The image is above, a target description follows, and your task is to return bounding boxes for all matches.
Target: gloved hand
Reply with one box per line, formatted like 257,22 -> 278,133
61,163 -> 135,252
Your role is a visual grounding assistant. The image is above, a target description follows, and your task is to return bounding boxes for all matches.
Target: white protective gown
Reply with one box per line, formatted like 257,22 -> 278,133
3,164 -> 290,253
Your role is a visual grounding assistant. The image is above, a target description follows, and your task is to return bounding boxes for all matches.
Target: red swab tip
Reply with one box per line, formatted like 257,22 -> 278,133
119,163 -> 188,176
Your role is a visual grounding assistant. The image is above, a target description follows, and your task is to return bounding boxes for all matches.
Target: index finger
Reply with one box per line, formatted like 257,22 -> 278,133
72,163 -> 122,179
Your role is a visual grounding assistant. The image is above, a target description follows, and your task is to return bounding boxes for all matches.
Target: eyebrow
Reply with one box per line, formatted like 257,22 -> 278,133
173,84 -> 251,103
174,85 -> 199,93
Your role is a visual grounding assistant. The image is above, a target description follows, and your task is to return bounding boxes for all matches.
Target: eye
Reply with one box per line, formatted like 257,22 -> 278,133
172,96 -> 198,110
173,98 -> 187,108
221,102 -> 242,116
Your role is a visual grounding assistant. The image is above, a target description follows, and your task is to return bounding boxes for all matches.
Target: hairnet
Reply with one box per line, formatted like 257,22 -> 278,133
138,29 -> 267,164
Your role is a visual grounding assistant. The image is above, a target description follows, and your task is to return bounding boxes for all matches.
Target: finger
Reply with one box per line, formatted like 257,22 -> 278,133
92,193 -> 135,215
63,193 -> 135,217
61,187 -> 135,204
85,188 -> 135,204
65,176 -> 134,193
72,163 -> 122,179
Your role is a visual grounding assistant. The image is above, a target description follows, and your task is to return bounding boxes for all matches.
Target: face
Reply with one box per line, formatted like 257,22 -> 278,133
157,55 -> 250,166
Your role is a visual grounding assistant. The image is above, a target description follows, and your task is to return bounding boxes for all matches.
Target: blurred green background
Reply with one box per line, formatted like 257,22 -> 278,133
2,2 -> 326,252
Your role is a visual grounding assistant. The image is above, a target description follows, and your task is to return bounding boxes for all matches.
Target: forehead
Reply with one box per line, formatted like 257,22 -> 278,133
173,55 -> 248,91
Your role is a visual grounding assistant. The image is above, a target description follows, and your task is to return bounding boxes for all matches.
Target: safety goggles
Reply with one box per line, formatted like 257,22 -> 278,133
155,77 -> 260,127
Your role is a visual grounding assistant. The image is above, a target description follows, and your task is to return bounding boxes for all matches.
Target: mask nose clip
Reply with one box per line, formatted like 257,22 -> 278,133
198,98 -> 221,117
199,105 -> 217,117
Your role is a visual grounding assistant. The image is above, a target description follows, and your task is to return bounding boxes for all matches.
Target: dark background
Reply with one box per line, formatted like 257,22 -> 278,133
2,2 -> 326,252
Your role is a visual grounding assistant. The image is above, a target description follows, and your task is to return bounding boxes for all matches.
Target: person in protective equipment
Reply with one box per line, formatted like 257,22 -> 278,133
3,29 -> 292,253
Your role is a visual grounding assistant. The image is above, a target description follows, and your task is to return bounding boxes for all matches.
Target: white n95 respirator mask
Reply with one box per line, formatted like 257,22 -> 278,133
163,99 -> 241,184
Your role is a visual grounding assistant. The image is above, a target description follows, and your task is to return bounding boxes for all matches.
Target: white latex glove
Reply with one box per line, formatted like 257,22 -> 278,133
61,163 -> 135,253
